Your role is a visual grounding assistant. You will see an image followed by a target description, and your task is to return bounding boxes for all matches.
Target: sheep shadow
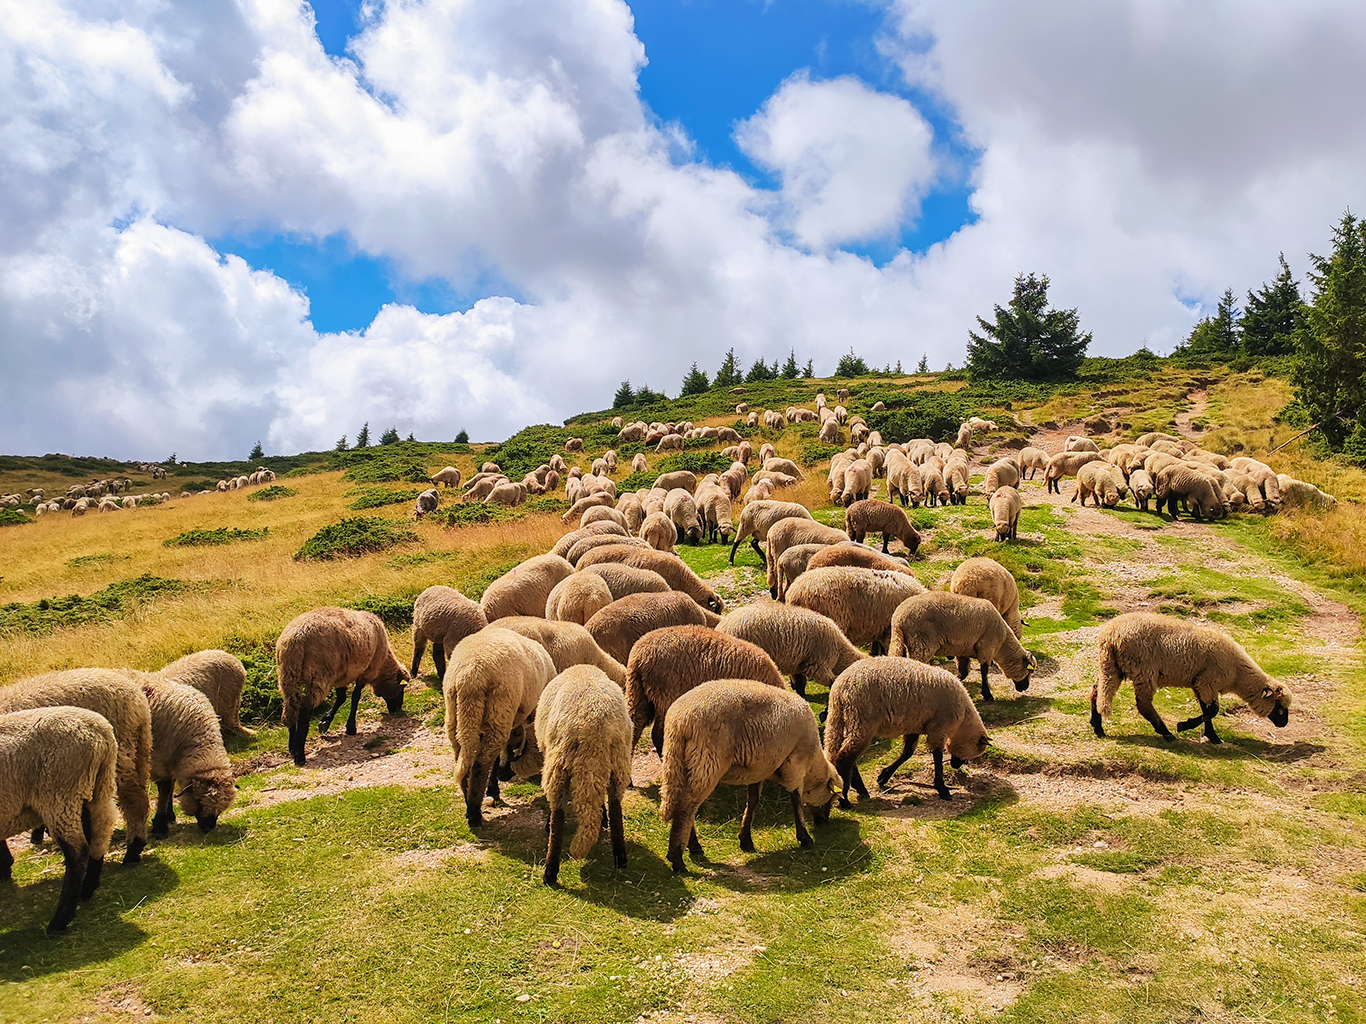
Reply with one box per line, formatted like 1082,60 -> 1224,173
1110,731 -> 1325,762
0,858 -> 179,977
301,710 -> 423,770
977,693 -> 1054,729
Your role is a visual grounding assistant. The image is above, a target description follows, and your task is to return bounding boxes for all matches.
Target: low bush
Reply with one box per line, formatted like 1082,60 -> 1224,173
343,593 -> 417,629
655,450 -> 734,476
248,485 -> 299,502
618,471 -> 658,491
429,496 -> 568,529
294,517 -> 417,561
0,508 -> 33,527
798,442 -> 844,467
220,634 -> 280,724
348,487 -> 421,510
164,527 -> 269,547
0,574 -> 190,635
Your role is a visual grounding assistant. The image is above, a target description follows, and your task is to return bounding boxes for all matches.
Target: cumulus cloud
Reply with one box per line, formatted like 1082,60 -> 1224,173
735,73 -> 937,250
1,0 -> 1363,458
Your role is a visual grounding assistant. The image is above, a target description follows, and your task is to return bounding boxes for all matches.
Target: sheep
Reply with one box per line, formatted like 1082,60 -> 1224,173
888,591 -> 1036,701
551,522 -> 628,559
479,554 -> 576,621
631,453 -> 648,474
486,481 -> 528,506
136,676 -> 237,836
615,493 -> 645,533
989,485 -> 1021,541
560,493 -> 614,524
787,566 -> 927,655
752,469 -> 800,491
431,466 -> 463,489
545,572 -> 614,626
413,487 -> 441,517
1092,612 -> 1293,743
717,600 -> 867,698
565,437 -> 585,453
660,680 -> 837,872
626,625 -> 786,753
1154,464 -> 1228,520
844,499 -> 922,556
0,707 -> 118,932
920,463 -> 949,506
444,628 -> 556,826
774,543 -> 831,602
806,542 -> 916,579
762,457 -> 804,480
1129,468 -> 1155,511
948,557 -> 1022,639
656,433 -> 684,453
157,650 -> 255,738
694,479 -> 735,544
494,617 -> 628,687
764,517 -> 852,598
1276,474 -> 1337,511
1136,431 -> 1184,447
577,545 -> 724,613
983,459 -> 1020,494
1065,436 -> 1100,453
579,563 -> 672,602
0,670 -> 152,863
1044,450 -> 1103,493
639,510 -> 678,553
823,658 -> 990,804
618,423 -> 646,442
664,487 -> 702,545
1071,461 -> 1121,507
463,476 -> 504,502
585,591 -> 721,665
839,459 -> 873,506
1018,446 -> 1049,479
728,500 -> 813,566
736,402 -> 749,414
275,607 -> 409,766
944,459 -> 970,504
407,586 -> 490,686
528,665 -> 632,885
718,462 -> 747,499
579,505 -> 626,531
887,454 -> 923,508
566,534 -> 650,567
654,471 -> 698,494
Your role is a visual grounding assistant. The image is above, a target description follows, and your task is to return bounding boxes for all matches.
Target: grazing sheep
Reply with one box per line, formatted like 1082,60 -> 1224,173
664,488 -> 702,545
275,608 -> 409,766
1018,446 -> 1049,480
585,592 -> 721,665
1129,468 -> 1155,512
615,493 -> 645,533
886,454 -> 924,508
762,457 -> 804,480
656,433 -> 684,453
410,586 -> 489,683
824,658 -> 990,804
1072,461 -> 1121,508
560,493 -> 614,524
545,572 -> 614,626
787,566 -> 927,655
983,459 -> 1020,495
414,487 -> 441,517
551,522 -> 628,559
1230,457 -> 1282,507
576,546 -> 724,613
494,617 -> 628,687
944,459 -> 970,504
660,680 -> 837,872
137,676 -> 237,836
839,459 -> 873,506
566,534 -> 650,567
158,650 -> 255,738
485,481 -> 528,506
1044,451 -> 1103,493
531,666 -> 632,884
653,471 -> 698,494
948,557 -> 1022,639
0,671 -> 152,863
989,486 -> 1021,541
1276,474 -> 1336,511
479,554 -> 576,621
920,463 -> 950,507
718,601 -> 866,697
581,505 -> 627,530
631,453 -> 648,474
1065,436 -> 1100,453
729,499 -> 815,568
775,543 -> 831,602
639,510 -> 678,553
444,628 -> 556,826
1092,612 -> 1292,743
431,466 -> 463,489
888,591 -> 1035,701
694,480 -> 735,544
1155,464 -> 1228,520
626,626 -> 785,753
0,707 -> 118,932
806,543 -> 916,578
764,517 -> 852,598
565,438 -> 585,453
580,562 -> 672,601
844,499 -> 922,555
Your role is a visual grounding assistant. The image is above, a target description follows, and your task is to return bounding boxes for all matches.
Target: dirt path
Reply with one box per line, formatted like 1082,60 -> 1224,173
1175,388 -> 1209,439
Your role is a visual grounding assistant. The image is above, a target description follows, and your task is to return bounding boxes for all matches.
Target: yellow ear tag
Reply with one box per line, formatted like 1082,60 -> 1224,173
1262,687 -> 1273,699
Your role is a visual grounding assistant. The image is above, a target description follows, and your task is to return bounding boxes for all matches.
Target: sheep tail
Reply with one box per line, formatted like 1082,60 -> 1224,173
1097,639 -> 1123,717
567,740 -> 610,859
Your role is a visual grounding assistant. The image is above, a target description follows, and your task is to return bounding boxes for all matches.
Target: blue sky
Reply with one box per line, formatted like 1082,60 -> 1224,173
214,0 -> 975,332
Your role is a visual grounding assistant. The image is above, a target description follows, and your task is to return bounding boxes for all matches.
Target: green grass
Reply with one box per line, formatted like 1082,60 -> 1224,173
163,526 -> 270,547
293,516 -> 417,561
247,485 -> 298,502
0,574 -> 192,635
347,486 -> 421,510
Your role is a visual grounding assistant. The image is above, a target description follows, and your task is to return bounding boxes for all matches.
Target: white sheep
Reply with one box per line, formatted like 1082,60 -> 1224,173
989,485 -> 1021,541
948,557 -> 1022,639
157,649 -> 255,738
717,600 -> 867,697
545,572 -> 615,625
585,591 -> 721,665
786,566 -> 927,655
888,591 -> 1035,700
411,586 -> 488,682
479,554 -> 576,620
138,676 -> 237,836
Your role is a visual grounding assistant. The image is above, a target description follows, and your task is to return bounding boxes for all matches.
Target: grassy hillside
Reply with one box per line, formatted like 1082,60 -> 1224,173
2,359 -> 1365,1024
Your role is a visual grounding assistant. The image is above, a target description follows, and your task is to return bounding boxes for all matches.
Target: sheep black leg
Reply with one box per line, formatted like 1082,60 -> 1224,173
0,839 -> 12,881
750,537 -> 766,566
433,642 -> 447,685
465,761 -> 490,828
850,762 -> 870,801
152,779 -> 176,837
979,663 -> 994,703
544,806 -> 565,886
667,812 -> 695,873
1136,695 -> 1175,740
870,640 -> 886,656
651,719 -> 666,759
289,701 -> 312,766
835,753 -> 857,808
409,639 -> 425,680
345,680 -> 366,735
30,826 -> 44,845
486,769 -> 503,805
790,791 -> 813,848
1089,687 -> 1106,738
956,656 -> 970,681
881,536 -> 890,554
79,803 -> 103,900
728,536 -> 741,564
739,782 -> 762,853
1178,697 -> 1223,744
792,673 -> 807,697
318,687 -> 348,733
608,794 -> 627,868
932,749 -> 952,801
48,836 -> 89,934
876,735 -> 919,789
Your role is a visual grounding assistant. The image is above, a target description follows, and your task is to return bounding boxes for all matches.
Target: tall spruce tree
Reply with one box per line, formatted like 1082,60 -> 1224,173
966,273 -> 1090,381
781,350 -> 800,378
379,425 -> 400,445
1180,288 -> 1240,357
714,348 -> 742,387
916,353 -> 929,374
1243,255 -> 1306,357
354,422 -> 370,448
249,441 -> 264,460
802,359 -> 814,378
835,349 -> 868,376
745,357 -> 775,383
1292,212 -> 1366,449
613,380 -> 635,408
679,363 -> 710,395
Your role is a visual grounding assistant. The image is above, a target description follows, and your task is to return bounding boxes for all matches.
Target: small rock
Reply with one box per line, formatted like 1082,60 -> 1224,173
514,994 -> 531,1002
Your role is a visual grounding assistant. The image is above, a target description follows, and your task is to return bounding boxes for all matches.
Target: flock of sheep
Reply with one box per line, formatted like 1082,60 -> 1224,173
13,466 -> 279,519
1,389 -> 1316,932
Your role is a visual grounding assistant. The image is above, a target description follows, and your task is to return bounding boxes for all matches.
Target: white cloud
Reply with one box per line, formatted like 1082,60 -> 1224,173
735,73 -> 937,250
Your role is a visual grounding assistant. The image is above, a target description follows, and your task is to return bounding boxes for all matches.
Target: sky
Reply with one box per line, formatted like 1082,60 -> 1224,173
2,0 -> 1363,459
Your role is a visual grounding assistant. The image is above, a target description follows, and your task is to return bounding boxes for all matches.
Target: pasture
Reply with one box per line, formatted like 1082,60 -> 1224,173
1,366 -> 1364,1024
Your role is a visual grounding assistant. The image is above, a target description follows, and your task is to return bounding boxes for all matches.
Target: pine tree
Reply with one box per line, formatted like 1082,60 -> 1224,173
334,434 -> 349,452
354,422 -> 371,448
802,359 -> 814,378
679,363 -> 710,396
745,357 -> 775,383
1292,212 -> 1366,450
1180,288 -> 1240,357
834,349 -> 869,377
406,432 -> 416,442
613,380 -> 635,408
379,425 -> 400,445
455,429 -> 470,444
894,360 -> 902,374
714,348 -> 742,388
249,441 -> 264,460
782,350 -> 800,378
1243,255 -> 1306,357
966,273 -> 1090,381
916,354 -> 929,374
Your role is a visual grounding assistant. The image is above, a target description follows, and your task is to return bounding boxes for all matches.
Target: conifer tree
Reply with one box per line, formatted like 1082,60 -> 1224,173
916,353 -> 929,374
613,380 -> 635,408
1243,254 -> 1306,357
680,363 -> 710,396
249,441 -> 264,460
966,273 -> 1089,381
782,350 -> 800,378
714,348 -> 742,387
354,422 -> 370,448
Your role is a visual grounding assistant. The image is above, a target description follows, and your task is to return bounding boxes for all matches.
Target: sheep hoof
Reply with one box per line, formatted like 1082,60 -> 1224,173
345,724 -> 357,736
837,796 -> 852,810
739,835 -> 755,853
798,834 -> 814,848
151,817 -> 171,838
123,838 -> 145,865
936,788 -> 952,802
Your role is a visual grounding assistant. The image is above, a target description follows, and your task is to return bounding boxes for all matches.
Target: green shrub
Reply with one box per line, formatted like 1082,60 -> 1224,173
330,444 -> 432,484
655,451 -> 734,475
618,471 -> 658,491
0,574 -> 190,634
867,392 -> 973,442
0,508 -> 33,527
798,442 -> 844,467
294,517 -> 417,560
164,527 -> 269,547
179,479 -> 221,492
248,485 -> 298,502
348,487 -> 421,510
429,503 -> 519,528
343,593 -> 416,629
220,634 -> 280,724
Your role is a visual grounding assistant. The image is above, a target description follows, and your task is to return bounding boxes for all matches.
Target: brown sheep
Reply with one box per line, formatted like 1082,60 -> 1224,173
586,591 -> 722,665
844,499 -> 921,555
